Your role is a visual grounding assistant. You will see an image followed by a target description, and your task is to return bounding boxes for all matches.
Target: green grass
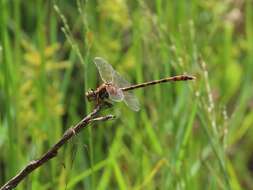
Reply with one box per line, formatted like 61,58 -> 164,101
1,0 -> 253,189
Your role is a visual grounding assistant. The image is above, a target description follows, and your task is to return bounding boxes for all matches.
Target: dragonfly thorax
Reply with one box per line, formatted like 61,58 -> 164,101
86,83 -> 110,102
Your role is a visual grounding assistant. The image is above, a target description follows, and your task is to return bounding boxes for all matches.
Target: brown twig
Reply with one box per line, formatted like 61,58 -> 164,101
0,105 -> 114,190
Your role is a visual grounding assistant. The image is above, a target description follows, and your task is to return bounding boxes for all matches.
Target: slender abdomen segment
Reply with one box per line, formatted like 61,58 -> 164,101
121,75 -> 195,91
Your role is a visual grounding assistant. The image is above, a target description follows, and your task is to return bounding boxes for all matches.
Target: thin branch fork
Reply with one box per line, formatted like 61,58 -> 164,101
0,105 -> 114,190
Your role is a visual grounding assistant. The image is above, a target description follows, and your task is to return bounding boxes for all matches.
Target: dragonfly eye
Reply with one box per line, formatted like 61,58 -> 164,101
86,90 -> 96,101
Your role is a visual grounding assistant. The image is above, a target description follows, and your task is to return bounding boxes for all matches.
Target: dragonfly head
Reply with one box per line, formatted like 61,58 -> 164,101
86,89 -> 96,102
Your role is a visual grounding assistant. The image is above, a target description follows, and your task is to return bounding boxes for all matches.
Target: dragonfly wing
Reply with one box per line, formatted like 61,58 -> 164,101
123,91 -> 140,111
112,70 -> 140,111
106,85 -> 124,102
94,57 -> 114,83
112,70 -> 131,88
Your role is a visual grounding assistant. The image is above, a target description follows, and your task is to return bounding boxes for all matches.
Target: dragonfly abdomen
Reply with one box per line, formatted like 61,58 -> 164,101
121,75 -> 195,91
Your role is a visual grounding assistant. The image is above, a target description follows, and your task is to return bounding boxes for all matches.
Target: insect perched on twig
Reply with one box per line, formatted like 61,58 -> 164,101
86,57 -> 195,111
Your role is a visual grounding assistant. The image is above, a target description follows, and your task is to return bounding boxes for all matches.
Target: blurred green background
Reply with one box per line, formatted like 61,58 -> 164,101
0,0 -> 253,189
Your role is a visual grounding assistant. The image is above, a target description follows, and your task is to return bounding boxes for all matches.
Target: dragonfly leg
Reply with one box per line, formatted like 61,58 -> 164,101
103,100 -> 113,109
94,93 -> 112,109
95,94 -> 101,107
95,94 -> 107,108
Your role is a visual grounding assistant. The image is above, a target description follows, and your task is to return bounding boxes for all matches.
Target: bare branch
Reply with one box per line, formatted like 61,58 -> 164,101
0,105 -> 114,190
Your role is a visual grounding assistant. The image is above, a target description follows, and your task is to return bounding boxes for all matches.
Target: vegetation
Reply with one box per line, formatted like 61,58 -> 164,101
0,0 -> 252,189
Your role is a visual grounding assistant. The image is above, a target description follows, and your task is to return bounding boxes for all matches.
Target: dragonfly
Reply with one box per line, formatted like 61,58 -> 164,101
86,57 -> 195,111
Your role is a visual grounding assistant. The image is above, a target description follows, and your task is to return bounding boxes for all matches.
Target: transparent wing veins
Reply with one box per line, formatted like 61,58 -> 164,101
94,57 -> 114,83
123,91 -> 140,111
112,70 -> 140,111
